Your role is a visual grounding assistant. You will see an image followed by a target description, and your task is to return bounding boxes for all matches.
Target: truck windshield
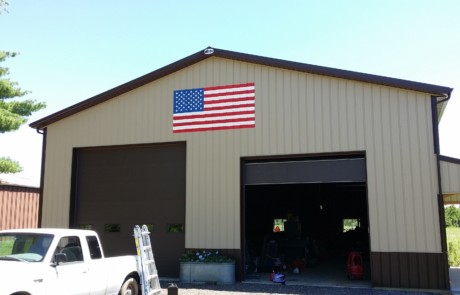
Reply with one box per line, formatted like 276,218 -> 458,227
0,233 -> 54,262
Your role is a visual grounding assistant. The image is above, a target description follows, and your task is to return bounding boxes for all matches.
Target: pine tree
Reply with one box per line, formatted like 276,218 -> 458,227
0,51 -> 46,174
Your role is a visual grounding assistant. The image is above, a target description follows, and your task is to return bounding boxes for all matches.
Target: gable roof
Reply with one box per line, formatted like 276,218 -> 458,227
30,47 -> 453,130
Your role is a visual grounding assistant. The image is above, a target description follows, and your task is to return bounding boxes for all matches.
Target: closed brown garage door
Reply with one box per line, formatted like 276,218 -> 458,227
71,142 -> 186,277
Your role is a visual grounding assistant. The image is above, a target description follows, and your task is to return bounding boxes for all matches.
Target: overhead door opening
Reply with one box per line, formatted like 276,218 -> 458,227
242,154 -> 370,286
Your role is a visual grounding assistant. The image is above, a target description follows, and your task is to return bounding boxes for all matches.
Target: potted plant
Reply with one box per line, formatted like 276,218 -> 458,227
179,250 -> 235,284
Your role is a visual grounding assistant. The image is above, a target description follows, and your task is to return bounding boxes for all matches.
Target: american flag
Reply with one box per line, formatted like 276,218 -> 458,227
173,82 -> 255,133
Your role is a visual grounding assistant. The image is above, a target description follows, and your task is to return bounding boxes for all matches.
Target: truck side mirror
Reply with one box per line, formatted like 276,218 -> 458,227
53,253 -> 67,266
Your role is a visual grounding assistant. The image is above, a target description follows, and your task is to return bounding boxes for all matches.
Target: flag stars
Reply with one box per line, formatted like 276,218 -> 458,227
174,89 -> 205,113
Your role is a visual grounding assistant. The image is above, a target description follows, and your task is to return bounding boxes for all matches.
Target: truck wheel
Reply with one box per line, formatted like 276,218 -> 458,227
120,277 -> 139,295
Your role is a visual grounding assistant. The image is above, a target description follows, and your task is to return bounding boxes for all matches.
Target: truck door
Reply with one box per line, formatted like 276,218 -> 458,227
83,235 -> 108,295
51,236 -> 89,295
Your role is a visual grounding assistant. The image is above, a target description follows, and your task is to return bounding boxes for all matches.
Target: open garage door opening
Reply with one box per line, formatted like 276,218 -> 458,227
242,155 -> 371,286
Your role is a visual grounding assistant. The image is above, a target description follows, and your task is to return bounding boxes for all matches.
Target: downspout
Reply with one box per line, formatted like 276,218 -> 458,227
35,127 -> 47,227
431,92 -> 451,289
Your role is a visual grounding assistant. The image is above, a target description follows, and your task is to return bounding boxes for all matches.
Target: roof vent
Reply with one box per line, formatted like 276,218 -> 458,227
204,47 -> 214,55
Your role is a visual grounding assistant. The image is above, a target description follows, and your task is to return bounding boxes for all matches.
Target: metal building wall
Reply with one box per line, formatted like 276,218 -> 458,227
441,156 -> 460,194
0,184 -> 39,230
40,57 -> 441,253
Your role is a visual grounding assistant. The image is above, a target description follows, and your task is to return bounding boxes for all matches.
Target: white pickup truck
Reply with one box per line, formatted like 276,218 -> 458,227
0,228 -> 142,295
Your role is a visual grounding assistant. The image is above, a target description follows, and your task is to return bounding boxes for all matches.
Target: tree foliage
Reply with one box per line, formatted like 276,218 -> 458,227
0,51 -> 46,174
445,205 -> 460,227
0,1 -> 7,14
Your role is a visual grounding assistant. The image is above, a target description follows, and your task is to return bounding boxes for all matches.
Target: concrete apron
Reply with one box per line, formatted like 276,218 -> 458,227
451,267 -> 460,294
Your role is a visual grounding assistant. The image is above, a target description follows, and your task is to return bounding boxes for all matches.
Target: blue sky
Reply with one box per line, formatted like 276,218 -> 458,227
1,1 -> 459,186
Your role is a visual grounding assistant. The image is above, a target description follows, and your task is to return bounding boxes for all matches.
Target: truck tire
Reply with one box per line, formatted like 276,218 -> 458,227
120,277 -> 139,295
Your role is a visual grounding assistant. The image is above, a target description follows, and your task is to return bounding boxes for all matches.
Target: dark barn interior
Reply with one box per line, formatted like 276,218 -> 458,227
244,182 -> 369,282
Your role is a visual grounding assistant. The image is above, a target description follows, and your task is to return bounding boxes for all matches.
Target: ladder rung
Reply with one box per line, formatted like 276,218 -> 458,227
143,245 -> 152,250
147,274 -> 158,280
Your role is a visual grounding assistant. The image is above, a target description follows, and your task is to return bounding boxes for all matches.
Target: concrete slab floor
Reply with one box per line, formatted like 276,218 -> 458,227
243,259 -> 371,288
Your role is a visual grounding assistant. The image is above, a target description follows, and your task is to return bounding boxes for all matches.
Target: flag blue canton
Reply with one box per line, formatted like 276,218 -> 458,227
173,88 -> 205,114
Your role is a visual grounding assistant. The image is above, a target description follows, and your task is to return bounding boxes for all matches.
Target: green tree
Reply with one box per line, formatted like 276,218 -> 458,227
445,205 -> 460,227
0,1 -> 7,14
0,51 -> 46,174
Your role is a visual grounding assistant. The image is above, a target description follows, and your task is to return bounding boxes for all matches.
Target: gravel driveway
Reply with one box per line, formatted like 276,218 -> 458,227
159,282 -> 445,295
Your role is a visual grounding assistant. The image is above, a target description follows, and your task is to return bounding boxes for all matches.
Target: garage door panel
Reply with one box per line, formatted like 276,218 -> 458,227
244,158 -> 366,185
74,143 -> 185,276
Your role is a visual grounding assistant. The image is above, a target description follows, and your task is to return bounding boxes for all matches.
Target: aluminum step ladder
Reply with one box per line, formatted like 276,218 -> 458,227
133,225 -> 162,295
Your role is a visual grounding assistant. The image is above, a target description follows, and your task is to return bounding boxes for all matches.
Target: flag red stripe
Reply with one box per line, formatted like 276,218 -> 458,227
173,82 -> 255,133
173,110 -> 254,120
173,117 -> 255,127
204,89 -> 255,98
173,124 -> 255,133
204,103 -> 255,112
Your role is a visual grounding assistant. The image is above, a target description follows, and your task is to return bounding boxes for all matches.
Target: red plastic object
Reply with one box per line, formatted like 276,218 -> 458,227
347,251 -> 363,280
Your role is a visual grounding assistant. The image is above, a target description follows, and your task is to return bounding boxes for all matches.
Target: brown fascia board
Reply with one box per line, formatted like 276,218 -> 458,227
440,155 -> 460,165
29,47 -> 453,130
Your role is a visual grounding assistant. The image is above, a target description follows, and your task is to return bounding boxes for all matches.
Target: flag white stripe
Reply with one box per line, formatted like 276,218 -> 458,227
205,100 -> 254,108
173,121 -> 255,131
173,106 -> 255,117
204,93 -> 255,102
173,114 -> 255,124
204,85 -> 255,95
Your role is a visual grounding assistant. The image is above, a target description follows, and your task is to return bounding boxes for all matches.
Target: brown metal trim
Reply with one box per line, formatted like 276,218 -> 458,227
215,48 -> 453,96
431,97 -> 441,155
0,184 -> 39,192
437,192 -> 448,251
440,155 -> 460,165
69,148 -> 79,228
243,150 -> 366,163
370,252 -> 449,290
239,157 -> 246,282
37,128 -> 47,228
432,97 -> 448,252
240,151 -> 368,282
29,47 -> 453,130
431,96 -> 449,269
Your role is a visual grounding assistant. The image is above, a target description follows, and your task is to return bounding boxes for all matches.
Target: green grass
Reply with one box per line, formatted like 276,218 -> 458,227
0,239 -> 14,256
447,227 -> 460,267
447,227 -> 460,240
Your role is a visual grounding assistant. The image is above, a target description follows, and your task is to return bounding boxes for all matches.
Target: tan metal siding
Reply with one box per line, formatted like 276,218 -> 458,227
0,185 -> 39,230
41,57 -> 441,252
441,160 -> 460,194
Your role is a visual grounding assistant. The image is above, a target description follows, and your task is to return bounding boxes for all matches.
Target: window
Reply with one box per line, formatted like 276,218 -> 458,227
56,236 -> 83,263
146,224 -> 154,233
273,219 -> 286,232
0,233 -> 53,262
343,219 -> 360,233
167,223 -> 184,233
104,224 -> 121,233
86,236 -> 102,259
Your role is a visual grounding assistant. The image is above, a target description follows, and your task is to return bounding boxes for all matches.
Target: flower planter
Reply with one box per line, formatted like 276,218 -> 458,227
180,262 -> 235,284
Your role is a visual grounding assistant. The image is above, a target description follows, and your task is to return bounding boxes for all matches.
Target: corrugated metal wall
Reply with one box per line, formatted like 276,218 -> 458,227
371,252 -> 448,289
41,57 -> 440,253
0,184 -> 40,230
441,159 -> 460,194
